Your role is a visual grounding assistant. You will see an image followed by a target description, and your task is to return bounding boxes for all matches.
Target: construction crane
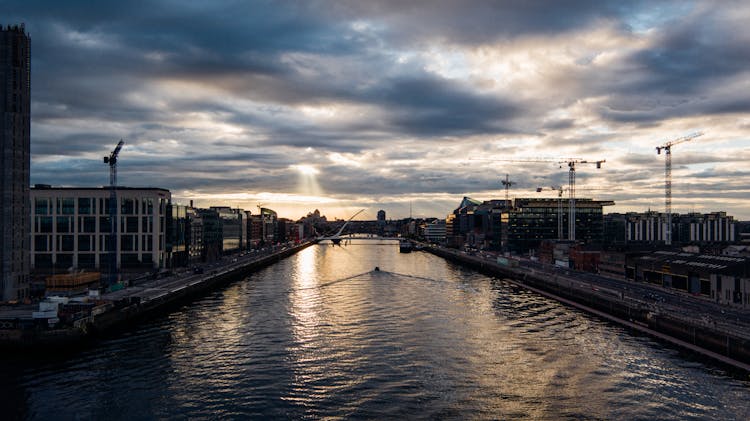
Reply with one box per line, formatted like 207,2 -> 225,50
536,186 -> 565,240
103,139 -> 124,288
536,185 -> 610,241
470,157 -> 605,241
656,131 -> 704,246
484,158 -> 604,241
563,159 -> 605,242
501,174 -> 514,208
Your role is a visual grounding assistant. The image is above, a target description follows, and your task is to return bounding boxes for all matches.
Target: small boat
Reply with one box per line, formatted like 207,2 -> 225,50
399,239 -> 413,253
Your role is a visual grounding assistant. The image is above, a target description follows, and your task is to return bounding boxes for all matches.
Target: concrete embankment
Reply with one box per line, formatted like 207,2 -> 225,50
0,242 -> 315,350
425,245 -> 750,375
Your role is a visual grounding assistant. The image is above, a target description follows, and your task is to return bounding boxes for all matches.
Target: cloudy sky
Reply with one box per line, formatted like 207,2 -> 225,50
6,0 -> 750,220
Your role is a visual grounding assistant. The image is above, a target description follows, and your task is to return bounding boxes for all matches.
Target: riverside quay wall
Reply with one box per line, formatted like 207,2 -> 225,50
425,245 -> 750,374
0,242 -> 315,350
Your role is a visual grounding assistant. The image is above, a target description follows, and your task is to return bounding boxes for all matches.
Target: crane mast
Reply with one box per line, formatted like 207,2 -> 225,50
536,186 -> 565,240
655,131 -> 703,246
103,140 -> 124,288
560,159 -> 604,242
501,174 -> 514,208
486,157 -> 604,242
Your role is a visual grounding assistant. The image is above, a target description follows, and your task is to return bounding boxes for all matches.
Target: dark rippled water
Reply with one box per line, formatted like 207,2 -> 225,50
2,242 -> 749,419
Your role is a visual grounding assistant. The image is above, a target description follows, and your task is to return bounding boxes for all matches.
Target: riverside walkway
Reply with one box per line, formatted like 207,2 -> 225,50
0,242 -> 314,349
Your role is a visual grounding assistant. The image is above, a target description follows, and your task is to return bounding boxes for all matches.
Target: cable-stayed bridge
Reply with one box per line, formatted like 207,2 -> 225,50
316,209 -> 399,244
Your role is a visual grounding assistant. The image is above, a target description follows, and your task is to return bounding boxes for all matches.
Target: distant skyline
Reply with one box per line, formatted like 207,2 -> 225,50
5,0 -> 750,220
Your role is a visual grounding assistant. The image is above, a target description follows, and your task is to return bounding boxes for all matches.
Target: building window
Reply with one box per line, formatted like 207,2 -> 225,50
142,234 -> 153,252
35,198 -> 49,215
100,198 -> 114,215
78,198 -> 92,214
56,216 -> 72,233
37,216 -> 53,233
121,198 -> 135,215
142,216 -> 153,233
58,198 -> 75,215
99,216 -> 111,233
78,235 -> 92,252
100,235 -> 112,252
80,216 -> 96,233
126,216 -> 139,233
121,235 -> 136,252
34,235 -> 48,252
142,198 -> 154,215
59,235 -> 74,252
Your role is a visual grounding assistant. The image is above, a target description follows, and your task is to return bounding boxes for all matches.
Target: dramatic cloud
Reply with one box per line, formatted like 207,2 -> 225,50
3,0 -> 749,219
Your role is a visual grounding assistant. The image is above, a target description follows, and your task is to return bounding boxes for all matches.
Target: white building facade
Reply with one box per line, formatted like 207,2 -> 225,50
30,187 -> 170,273
626,211 -> 736,244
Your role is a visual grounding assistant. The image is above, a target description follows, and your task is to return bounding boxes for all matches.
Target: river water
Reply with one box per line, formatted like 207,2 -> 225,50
2,242 -> 749,419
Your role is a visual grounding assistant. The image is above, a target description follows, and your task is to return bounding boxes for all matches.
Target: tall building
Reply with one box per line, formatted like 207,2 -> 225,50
0,25 -> 31,301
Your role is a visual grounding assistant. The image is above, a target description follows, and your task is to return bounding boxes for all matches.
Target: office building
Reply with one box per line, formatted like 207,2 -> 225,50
423,219 -> 446,243
197,208 -> 222,262
620,211 -> 736,245
0,25 -> 31,300
30,186 -> 171,274
505,198 -> 613,253
210,206 -> 245,253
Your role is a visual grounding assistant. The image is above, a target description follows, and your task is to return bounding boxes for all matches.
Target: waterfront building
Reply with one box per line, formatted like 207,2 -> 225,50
248,213 -> 263,248
167,204 -> 188,268
299,209 -> 328,238
445,197 -> 482,248
423,219 -> 446,243
447,196 -> 612,253
506,198 -> 613,253
186,206 -> 203,265
196,208 -> 222,262
377,210 -> 386,222
210,206 -> 245,253
632,250 -> 750,309
29,186 -> 171,274
603,213 -> 627,246
0,24 -> 31,301
259,207 -> 278,244
277,218 -> 288,243
621,211 -> 736,245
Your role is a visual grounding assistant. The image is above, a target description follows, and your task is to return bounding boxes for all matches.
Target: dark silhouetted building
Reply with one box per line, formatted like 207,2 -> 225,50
1,24 -> 30,301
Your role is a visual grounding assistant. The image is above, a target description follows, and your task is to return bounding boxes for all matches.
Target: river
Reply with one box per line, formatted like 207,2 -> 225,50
2,242 -> 748,419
